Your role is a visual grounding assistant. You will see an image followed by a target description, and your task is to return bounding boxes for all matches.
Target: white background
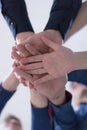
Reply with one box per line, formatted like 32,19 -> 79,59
0,0 -> 87,130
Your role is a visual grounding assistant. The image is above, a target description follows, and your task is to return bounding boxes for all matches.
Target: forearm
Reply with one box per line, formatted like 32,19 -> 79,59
66,1 -> 87,40
16,31 -> 34,43
74,51 -> 87,70
0,0 -> 34,38
30,89 -> 48,108
44,0 -> 81,38
30,89 -> 52,130
2,72 -> 19,92
76,103 -> 87,116
0,83 -> 15,113
31,106 -> 52,130
49,90 -> 66,106
49,91 -> 77,130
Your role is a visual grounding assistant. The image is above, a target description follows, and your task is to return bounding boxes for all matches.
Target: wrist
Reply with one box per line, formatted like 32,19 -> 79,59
49,91 -> 72,106
30,90 -> 48,108
2,72 -> 19,92
49,90 -> 66,106
44,30 -> 63,44
16,31 -> 34,44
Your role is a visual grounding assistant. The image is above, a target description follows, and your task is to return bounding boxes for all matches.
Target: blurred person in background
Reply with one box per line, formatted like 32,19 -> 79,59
0,115 -> 22,130
71,82 -> 87,114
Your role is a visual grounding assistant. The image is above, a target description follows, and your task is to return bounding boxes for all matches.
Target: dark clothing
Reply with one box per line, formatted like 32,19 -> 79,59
68,70 -> 87,86
0,83 -> 14,113
0,0 -> 34,38
31,101 -> 77,130
1,83 -> 74,130
31,91 -> 77,130
45,0 -> 82,38
0,82 -> 87,130
45,0 -> 87,85
0,0 -> 81,38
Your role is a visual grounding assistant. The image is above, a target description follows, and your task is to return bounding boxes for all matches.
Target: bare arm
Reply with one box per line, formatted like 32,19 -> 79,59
2,72 -> 19,92
65,1 -> 87,40
74,51 -> 87,70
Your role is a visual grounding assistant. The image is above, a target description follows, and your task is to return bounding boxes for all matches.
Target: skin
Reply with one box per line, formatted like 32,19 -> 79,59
11,0 -> 87,111
17,36 -> 76,84
3,118 -> 22,130
16,30 -> 62,57
12,36 -> 87,85
12,30 -> 63,87
70,82 -> 87,111
2,72 -> 19,92
12,30 -> 67,105
12,1 -> 87,85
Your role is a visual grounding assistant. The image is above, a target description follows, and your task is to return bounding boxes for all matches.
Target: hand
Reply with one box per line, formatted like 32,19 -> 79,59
12,30 -> 61,61
15,31 -> 35,57
16,30 -> 62,57
12,60 -> 35,89
13,64 -> 66,105
19,37 -> 76,84
12,30 -> 62,84
12,48 -> 67,105
72,82 -> 87,111
16,31 -> 34,44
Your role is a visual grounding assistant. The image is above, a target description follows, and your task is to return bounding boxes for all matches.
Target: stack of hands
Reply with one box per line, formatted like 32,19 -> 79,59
12,30 -> 76,88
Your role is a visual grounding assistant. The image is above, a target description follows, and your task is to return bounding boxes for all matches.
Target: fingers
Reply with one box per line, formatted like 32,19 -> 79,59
25,43 -> 41,55
19,77 -> 28,87
41,36 -> 59,51
20,55 -> 44,64
20,77 -> 34,89
12,46 -> 17,51
20,62 -> 43,70
16,44 -> 30,57
27,68 -> 47,74
12,61 -> 20,69
14,67 -> 33,84
11,50 -> 22,61
34,74 -> 54,85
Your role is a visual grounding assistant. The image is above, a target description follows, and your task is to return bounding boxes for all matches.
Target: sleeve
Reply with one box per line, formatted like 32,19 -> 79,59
31,105 -> 52,130
44,0 -> 82,38
49,91 -> 77,130
0,0 -> 34,38
0,82 -> 14,114
76,103 -> 87,117
68,70 -> 87,86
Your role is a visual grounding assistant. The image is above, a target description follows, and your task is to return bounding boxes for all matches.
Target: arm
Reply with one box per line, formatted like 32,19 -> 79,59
0,72 -> 19,113
65,1 -> 87,40
71,82 -> 87,116
74,52 -> 87,70
0,0 -> 34,38
44,0 -> 82,38
76,103 -> 87,117
30,89 -> 52,130
65,1 -> 87,84
49,91 -> 77,130
12,49 -> 77,130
